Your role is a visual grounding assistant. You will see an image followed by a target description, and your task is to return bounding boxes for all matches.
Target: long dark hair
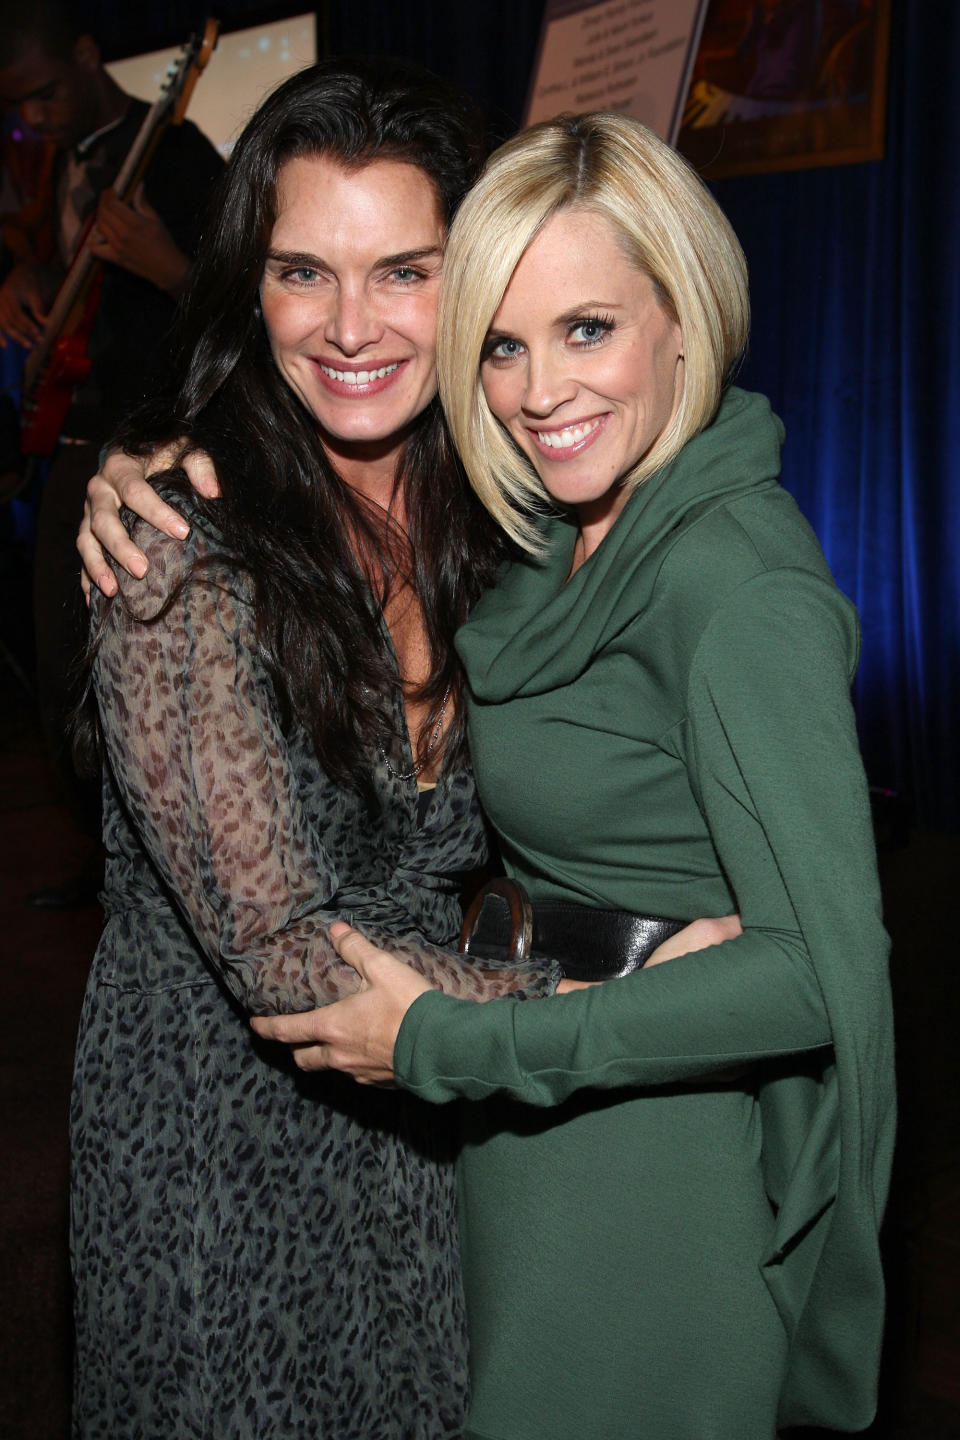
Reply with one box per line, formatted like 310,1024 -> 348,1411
117,57 -> 506,791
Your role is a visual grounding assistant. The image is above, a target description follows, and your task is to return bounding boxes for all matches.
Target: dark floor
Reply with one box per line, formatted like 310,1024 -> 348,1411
0,696 -> 101,1439
0,671 -> 958,1438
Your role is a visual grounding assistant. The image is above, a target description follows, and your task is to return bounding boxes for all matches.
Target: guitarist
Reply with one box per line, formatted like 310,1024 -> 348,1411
0,0 -> 222,906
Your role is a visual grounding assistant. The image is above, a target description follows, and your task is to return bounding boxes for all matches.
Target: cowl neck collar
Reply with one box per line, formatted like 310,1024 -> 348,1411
457,388 -> 784,702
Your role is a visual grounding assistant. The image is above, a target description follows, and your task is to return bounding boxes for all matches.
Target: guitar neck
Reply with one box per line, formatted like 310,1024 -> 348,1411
112,91 -> 172,201
22,99 -> 173,393
21,17 -> 219,399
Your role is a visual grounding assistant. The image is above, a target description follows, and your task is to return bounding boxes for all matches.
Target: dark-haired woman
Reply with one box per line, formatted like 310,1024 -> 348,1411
69,60 -> 568,1440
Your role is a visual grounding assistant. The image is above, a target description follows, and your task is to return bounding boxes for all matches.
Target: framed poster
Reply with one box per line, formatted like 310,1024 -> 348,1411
526,0 -> 711,144
677,0 -> 891,178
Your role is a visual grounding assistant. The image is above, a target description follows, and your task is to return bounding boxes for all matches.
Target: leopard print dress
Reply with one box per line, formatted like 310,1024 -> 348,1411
71,512 -> 551,1439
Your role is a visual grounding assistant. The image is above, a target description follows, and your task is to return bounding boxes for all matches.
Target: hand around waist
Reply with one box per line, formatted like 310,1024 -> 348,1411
250,922 -> 430,1085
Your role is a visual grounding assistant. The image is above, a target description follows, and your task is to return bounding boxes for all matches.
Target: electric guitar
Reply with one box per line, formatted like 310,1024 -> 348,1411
19,18 -> 219,458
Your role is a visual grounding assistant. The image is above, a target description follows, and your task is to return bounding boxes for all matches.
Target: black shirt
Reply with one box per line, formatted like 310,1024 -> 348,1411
57,97 -> 223,442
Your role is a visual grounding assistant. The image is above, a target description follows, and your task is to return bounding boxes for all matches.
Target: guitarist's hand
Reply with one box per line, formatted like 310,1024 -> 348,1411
79,444 -> 221,599
90,185 -> 191,297
0,261 -> 52,349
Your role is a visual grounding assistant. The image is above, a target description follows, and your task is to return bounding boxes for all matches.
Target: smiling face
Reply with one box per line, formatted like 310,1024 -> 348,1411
259,154 -> 446,483
480,207 -> 684,553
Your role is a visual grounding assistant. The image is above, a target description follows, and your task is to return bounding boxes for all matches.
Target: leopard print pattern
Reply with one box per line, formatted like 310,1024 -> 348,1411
71,510 -> 552,1438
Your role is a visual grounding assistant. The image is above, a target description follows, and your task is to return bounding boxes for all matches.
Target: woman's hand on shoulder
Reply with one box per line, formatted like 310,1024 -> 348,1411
78,443 -> 221,599
250,923 -> 434,1085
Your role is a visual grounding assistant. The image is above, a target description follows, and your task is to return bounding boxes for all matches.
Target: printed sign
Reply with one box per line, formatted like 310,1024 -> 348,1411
526,0 -> 710,143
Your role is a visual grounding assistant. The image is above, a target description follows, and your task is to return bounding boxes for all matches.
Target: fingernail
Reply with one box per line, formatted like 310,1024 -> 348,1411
130,555 -> 148,578
171,518 -> 190,537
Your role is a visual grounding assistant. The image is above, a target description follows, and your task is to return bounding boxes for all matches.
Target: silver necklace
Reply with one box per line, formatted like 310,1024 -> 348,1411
380,684 -> 452,781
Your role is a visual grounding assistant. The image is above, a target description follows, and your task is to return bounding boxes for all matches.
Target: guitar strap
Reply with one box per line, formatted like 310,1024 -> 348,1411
56,116 -> 126,265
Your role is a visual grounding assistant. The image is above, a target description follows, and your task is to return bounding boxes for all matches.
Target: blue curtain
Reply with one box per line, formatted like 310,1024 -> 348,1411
712,0 -> 960,831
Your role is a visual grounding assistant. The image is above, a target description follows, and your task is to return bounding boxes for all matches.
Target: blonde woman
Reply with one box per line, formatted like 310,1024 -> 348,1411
255,114 -> 895,1440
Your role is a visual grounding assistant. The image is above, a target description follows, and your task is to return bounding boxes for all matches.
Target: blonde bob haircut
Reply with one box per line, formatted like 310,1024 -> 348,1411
438,111 -> 750,551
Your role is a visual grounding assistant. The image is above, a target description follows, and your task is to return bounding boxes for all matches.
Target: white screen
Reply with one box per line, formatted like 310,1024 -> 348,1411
106,14 -> 317,156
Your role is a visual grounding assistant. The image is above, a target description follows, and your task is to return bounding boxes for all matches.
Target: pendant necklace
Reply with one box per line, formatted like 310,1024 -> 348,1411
380,684 -> 452,781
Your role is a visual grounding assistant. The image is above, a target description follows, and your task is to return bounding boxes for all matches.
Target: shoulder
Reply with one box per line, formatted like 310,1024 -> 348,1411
665,482 -> 829,592
697,563 -> 859,668
658,483 -> 850,633
113,487 -> 236,622
144,120 -> 224,214
621,489 -> 859,697
156,116 -> 223,171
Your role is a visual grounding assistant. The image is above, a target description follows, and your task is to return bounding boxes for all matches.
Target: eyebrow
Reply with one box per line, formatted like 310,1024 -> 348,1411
379,246 -> 444,267
3,79 -> 59,105
265,245 -> 444,269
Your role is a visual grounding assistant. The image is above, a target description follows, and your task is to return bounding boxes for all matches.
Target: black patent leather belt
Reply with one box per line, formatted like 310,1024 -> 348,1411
459,878 -> 686,982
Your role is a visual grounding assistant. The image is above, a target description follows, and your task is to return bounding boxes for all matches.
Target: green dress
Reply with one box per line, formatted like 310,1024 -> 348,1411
395,390 -> 895,1439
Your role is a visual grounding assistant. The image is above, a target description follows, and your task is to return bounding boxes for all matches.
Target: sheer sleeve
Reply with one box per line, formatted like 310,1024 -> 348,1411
93,516 -> 558,1015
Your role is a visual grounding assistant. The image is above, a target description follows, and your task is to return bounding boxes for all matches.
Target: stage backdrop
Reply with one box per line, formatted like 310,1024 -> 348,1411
84,1 -> 958,831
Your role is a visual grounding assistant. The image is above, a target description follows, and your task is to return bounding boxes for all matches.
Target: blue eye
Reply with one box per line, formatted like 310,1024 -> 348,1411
283,266 -> 319,285
569,316 -> 613,346
483,337 -> 524,363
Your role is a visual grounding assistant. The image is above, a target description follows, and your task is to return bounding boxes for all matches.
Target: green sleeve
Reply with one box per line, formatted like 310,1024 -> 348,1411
395,568 -> 888,1107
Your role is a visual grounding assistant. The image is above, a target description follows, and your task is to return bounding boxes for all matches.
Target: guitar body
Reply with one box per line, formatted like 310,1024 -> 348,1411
20,274 -> 101,457
21,337 -> 94,457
